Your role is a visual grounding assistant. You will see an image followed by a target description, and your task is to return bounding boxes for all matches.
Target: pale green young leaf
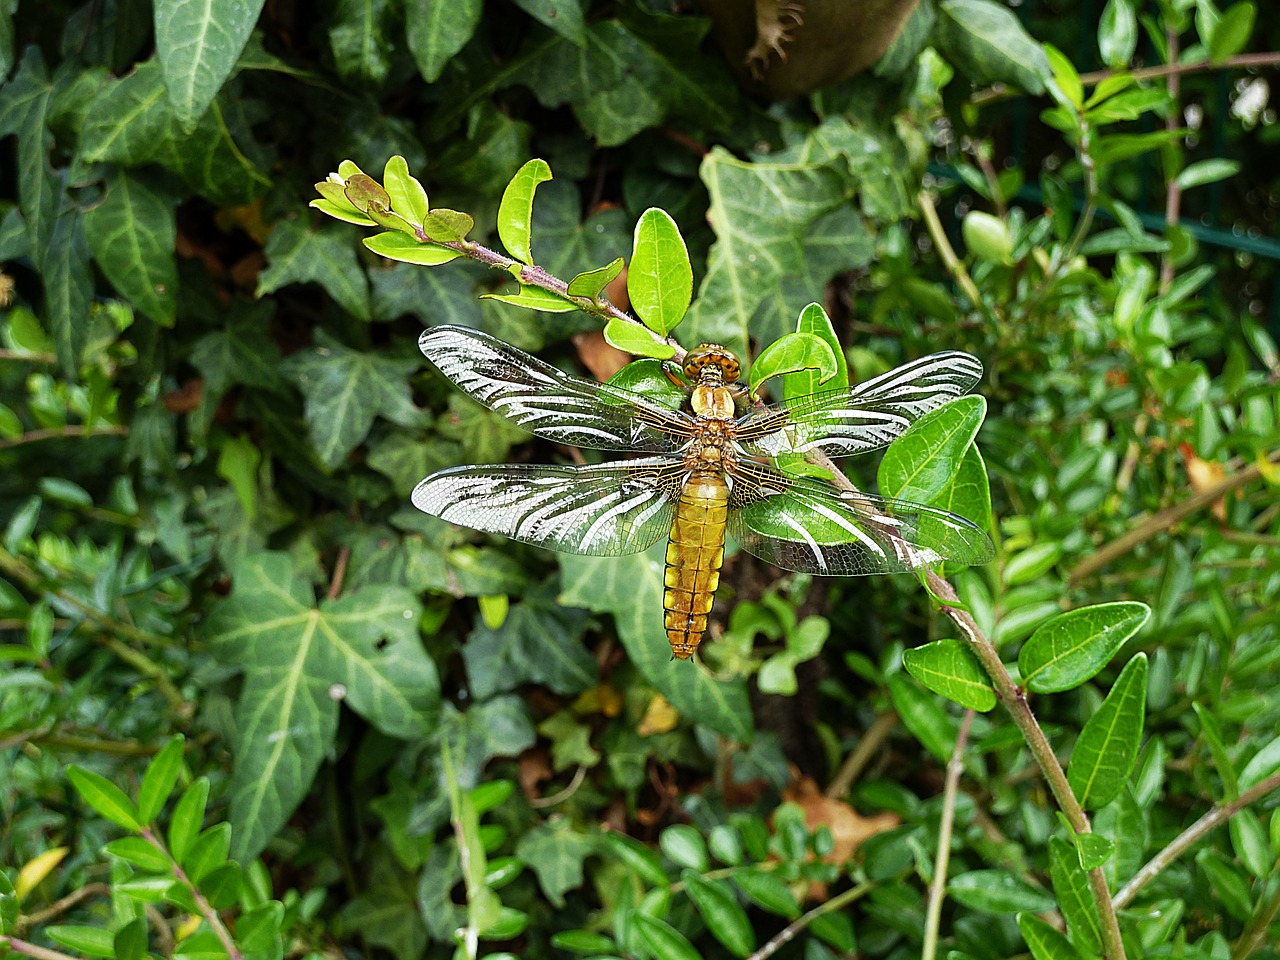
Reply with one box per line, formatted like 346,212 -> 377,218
482,284 -> 577,313
1019,601 -> 1150,693
67,766 -> 142,831
1097,0 -> 1137,67
603,317 -> 676,360
497,158 -> 552,265
168,777 -> 210,865
137,735 -> 185,824
1068,653 -> 1149,809
364,230 -> 460,266
747,332 -> 837,398
903,638 -> 997,712
628,207 -> 692,336
788,301 -> 848,399
566,257 -> 624,299
46,925 -> 116,958
383,155 -> 429,226
1175,158 -> 1241,191
103,837 -> 172,873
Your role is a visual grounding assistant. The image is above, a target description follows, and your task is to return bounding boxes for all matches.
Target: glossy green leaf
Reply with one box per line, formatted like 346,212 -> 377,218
567,257 -> 625,299
888,672 -> 957,762
1196,848 -> 1253,921
405,0 -> 483,81
1097,0 -> 1137,67
1229,808 -> 1271,879
628,207 -> 692,336
0,871 -> 15,936
633,913 -> 699,960
606,358 -> 687,408
154,0 -> 265,130
603,317 -> 676,360
551,930 -> 617,954
747,332 -> 838,398
1017,912 -> 1084,960
1208,1 -> 1254,62
364,230 -> 460,266
198,862 -> 243,910
1175,158 -> 1241,191
1019,601 -> 1150,693
498,158 -> 552,265
962,210 -> 1013,265
948,870 -> 1056,913
1240,734 -> 1280,791
681,870 -> 755,958
559,548 -> 752,743
84,169 -> 177,327
1068,653 -> 1149,810
168,777 -> 209,865
67,766 -> 143,831
103,837 -> 171,873
935,0 -> 1051,94
729,869 -> 799,918
601,831 -> 669,887
280,331 -> 420,470
1002,541 -> 1062,585
660,826 -> 708,871
878,395 -> 986,506
137,740 -> 185,825
903,638 -> 997,712
1073,831 -> 1114,871
383,155 -> 429,225
787,301 -> 848,399
1194,701 -> 1239,800
47,925 -> 116,958
182,822 -> 231,882
482,284 -> 577,312
203,551 -> 437,859
1049,836 -> 1101,951
1043,42 -> 1084,109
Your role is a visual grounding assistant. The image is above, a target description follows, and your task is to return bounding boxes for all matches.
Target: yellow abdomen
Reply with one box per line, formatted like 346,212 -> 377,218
664,474 -> 729,659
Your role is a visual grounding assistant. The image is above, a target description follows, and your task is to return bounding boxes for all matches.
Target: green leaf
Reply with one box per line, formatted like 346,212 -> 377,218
382,155 -> 429,226
605,358 -> 686,408
46,925 -> 116,958
550,930 -> 617,955
887,672 -> 957,762
1002,541 -> 1062,585
67,766 -> 143,831
1240,734 -> 1280,790
729,869 -> 800,918
1175,158 -> 1241,191
137,736 -> 185,824
43,202 -> 93,374
84,169 -> 178,327
154,0 -> 265,130
1043,43 -> 1084,109
103,837 -> 172,873
183,822 -> 231,882
1196,848 -> 1253,921
405,0 -> 483,82
747,333 -> 838,398
1229,809 -> 1271,879
947,870 -> 1056,913
566,257 -> 625,299
603,317 -> 676,360
1019,601 -> 1150,693
1049,836 -> 1101,951
558,548 -> 753,743
203,551 -> 438,859
1017,912 -> 1084,960
1193,701 -> 1238,800
1209,1 -> 1254,62
601,831 -> 669,887
633,913 -> 699,960
498,158 -> 553,265
788,302 -> 848,399
510,0 -> 586,43
257,219 -> 370,320
513,818 -> 594,908
681,870 -> 755,958
1097,0 -> 1137,68
0,868 -> 16,934
1073,831 -> 1114,871
935,0 -> 1052,94
364,230 -> 460,266
660,825 -> 708,871
878,396 -> 986,506
482,284 -> 577,313
627,208 -> 692,336
329,0 -> 394,86
1068,653 -> 1149,810
279,331 -> 421,470
903,638 -> 997,711
422,208 -> 474,242
168,778 -> 210,865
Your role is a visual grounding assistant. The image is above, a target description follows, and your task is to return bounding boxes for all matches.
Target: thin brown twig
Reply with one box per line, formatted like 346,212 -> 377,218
14,883 -> 110,933
327,544 -> 350,601
825,709 -> 898,798
745,881 -> 874,960
922,710 -> 975,960
0,424 -> 129,451
1160,26 -> 1183,293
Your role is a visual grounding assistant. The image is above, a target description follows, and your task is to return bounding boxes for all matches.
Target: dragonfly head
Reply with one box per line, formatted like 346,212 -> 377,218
684,344 -> 742,385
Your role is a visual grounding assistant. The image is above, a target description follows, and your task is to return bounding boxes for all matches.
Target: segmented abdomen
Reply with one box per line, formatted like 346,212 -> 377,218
663,474 -> 729,659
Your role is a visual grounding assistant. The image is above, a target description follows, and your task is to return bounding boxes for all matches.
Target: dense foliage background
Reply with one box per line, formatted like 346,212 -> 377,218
2,1 -> 1278,959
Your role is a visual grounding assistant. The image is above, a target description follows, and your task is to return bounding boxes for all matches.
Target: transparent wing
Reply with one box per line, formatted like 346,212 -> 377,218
419,325 -> 693,453
411,459 -> 685,557
726,460 -> 993,575
736,351 -> 983,458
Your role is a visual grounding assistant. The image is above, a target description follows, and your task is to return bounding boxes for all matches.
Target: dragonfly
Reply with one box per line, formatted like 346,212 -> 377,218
412,325 -> 994,660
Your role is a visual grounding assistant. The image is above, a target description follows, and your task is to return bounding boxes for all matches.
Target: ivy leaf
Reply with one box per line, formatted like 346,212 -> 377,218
203,551 -> 438,860
935,0 -> 1052,94
258,219 -> 371,321
329,0 -> 395,87
405,0 -> 483,82
154,0 -> 265,131
558,546 -> 752,743
84,169 -> 178,327
42,201 -> 93,374
280,331 -> 421,470
1068,653 -> 1149,810
513,818 -> 594,909
510,0 -> 586,44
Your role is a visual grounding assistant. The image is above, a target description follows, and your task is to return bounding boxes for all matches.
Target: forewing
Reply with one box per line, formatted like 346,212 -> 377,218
411,459 -> 683,557
727,460 -> 993,575
419,325 -> 692,452
737,351 -> 983,458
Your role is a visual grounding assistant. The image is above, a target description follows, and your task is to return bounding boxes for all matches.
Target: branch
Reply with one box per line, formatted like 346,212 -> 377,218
1068,446 -> 1280,584
1114,768 -> 1280,911
0,424 -> 128,451
922,710 -> 975,960
825,709 -> 897,798
745,881 -> 874,960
